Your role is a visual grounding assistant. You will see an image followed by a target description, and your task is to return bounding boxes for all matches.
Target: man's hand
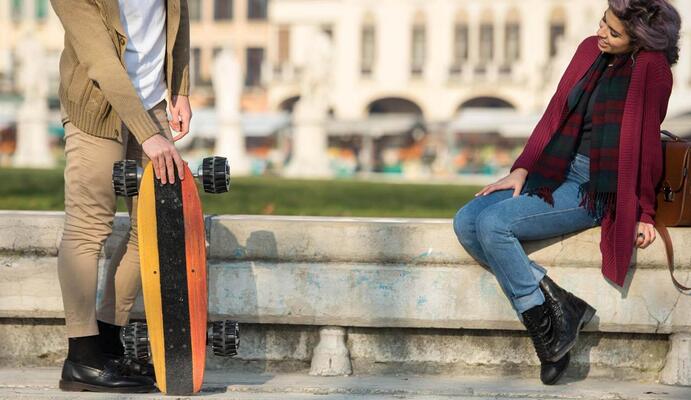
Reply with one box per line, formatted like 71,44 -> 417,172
475,168 -> 529,198
142,135 -> 185,184
635,222 -> 656,249
169,95 -> 192,142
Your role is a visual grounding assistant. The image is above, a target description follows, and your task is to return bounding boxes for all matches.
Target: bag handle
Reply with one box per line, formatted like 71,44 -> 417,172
661,130 -> 685,142
653,221 -> 691,292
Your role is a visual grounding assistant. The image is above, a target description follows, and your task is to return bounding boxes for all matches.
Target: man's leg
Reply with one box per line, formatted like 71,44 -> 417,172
58,123 -> 124,340
98,100 -> 174,328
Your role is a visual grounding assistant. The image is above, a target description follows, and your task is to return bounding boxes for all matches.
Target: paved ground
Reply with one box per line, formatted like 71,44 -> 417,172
1,368 -> 690,399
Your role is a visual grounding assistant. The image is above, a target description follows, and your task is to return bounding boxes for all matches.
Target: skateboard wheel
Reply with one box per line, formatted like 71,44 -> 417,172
208,320 -> 239,357
121,322 -> 150,362
201,156 -> 230,194
113,160 -> 139,197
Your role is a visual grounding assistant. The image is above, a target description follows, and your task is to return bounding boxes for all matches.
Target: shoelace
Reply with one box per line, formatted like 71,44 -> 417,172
524,309 -> 554,362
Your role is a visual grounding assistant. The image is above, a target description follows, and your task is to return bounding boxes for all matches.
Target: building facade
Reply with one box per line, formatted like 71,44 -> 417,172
267,0 -> 691,121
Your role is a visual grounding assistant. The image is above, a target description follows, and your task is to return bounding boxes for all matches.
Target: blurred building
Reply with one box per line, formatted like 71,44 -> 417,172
267,0 -> 691,121
0,0 -> 272,111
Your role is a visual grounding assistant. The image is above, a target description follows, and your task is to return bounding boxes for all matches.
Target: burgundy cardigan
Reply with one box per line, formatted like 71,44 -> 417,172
511,36 -> 673,286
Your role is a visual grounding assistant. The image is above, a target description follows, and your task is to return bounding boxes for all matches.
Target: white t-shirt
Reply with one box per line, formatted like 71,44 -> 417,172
118,0 -> 167,110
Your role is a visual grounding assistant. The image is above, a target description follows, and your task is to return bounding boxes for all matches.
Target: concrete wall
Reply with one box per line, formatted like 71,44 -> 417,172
1,211 -> 689,384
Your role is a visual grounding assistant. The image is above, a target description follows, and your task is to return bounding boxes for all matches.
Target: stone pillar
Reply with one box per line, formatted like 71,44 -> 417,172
309,326 -> 352,376
660,332 -> 691,386
213,48 -> 251,176
13,32 -> 54,169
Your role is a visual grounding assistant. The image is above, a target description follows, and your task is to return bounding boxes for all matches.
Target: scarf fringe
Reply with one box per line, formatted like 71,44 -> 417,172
578,182 -> 616,222
525,187 -> 555,206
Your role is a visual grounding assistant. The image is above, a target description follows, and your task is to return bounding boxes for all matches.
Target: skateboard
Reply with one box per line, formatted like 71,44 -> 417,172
112,156 -> 239,395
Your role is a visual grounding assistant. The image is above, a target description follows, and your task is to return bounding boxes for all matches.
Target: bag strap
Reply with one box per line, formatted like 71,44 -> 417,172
654,221 -> 691,292
661,130 -> 685,142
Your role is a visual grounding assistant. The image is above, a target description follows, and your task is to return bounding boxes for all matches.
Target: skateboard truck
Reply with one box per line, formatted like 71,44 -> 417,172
120,320 -> 240,360
121,322 -> 151,362
113,156 -> 231,197
208,320 -> 240,357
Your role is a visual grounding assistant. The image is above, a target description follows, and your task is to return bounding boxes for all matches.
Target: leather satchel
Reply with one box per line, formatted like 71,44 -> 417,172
653,130 -> 691,291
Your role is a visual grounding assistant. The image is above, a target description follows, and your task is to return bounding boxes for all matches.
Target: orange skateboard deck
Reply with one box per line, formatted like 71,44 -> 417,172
137,162 -> 207,395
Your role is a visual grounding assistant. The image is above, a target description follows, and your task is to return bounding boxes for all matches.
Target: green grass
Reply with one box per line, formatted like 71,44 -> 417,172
0,168 -> 480,218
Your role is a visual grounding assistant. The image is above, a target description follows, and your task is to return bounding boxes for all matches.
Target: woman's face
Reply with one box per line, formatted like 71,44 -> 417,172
597,8 -> 634,54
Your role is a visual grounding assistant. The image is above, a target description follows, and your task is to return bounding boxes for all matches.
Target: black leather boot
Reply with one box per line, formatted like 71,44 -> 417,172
521,302 -> 571,384
540,352 -> 570,385
59,359 -> 156,393
539,275 -> 596,360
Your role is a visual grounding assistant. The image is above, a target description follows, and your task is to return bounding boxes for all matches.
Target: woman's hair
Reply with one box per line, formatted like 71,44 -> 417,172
608,0 -> 681,64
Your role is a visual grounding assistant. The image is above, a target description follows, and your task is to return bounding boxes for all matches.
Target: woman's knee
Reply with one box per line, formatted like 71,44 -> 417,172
453,206 -> 480,247
475,206 -> 510,245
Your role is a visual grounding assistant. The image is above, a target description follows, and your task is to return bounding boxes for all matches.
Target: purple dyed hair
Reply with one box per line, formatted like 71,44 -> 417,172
608,0 -> 681,64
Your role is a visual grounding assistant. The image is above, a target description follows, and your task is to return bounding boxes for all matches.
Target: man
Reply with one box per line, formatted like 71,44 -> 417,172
50,0 -> 191,393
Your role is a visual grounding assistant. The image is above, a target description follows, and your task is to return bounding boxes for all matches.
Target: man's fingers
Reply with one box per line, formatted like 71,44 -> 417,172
156,155 -> 166,184
164,151 -> 175,184
172,150 -> 185,180
172,131 -> 188,142
181,113 -> 190,135
513,185 -> 523,197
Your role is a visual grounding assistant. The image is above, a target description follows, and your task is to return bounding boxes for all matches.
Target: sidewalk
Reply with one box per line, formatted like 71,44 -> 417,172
1,368 -> 690,400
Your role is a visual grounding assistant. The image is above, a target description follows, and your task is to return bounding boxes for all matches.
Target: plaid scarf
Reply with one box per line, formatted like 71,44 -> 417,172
524,52 -> 633,222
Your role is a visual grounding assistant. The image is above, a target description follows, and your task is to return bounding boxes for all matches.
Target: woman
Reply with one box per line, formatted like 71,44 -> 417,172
453,0 -> 680,385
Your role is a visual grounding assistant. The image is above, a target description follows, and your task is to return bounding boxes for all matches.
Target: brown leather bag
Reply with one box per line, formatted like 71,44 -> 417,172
654,130 -> 691,291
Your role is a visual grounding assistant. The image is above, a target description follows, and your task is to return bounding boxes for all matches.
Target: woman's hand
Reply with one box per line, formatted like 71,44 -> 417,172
635,222 -> 656,249
168,95 -> 192,142
475,168 -> 529,198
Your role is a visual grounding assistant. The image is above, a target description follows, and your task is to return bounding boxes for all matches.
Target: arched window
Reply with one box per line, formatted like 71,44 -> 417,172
411,11 -> 426,77
361,13 -> 376,77
549,7 -> 566,58
450,10 -> 469,76
505,8 -> 520,64
479,9 -> 494,64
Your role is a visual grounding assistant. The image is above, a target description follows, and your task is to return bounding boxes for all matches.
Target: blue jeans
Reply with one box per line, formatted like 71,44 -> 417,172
453,153 -> 599,314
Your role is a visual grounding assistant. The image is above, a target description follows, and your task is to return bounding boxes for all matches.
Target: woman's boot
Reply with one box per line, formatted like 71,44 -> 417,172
521,302 -> 570,384
539,275 -> 596,357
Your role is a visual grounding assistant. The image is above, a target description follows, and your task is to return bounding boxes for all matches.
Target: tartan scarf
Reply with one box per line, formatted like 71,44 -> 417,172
524,52 -> 633,222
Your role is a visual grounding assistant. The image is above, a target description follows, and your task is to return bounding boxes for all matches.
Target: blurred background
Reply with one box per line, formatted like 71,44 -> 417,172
0,0 -> 690,215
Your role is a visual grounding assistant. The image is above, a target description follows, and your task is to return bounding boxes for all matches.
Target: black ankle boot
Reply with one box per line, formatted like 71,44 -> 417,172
539,276 -> 596,359
521,303 -> 570,385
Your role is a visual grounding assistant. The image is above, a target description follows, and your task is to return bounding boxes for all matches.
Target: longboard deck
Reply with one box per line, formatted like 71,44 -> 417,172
137,163 -> 207,395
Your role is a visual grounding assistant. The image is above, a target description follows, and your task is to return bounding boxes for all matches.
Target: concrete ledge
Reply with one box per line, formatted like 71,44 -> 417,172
1,211 -> 690,384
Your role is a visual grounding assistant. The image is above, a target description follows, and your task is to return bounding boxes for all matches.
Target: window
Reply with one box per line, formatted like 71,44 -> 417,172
11,0 -> 22,21
189,0 -> 203,21
248,0 -> 268,20
192,47 -> 202,87
479,23 -> 494,63
550,23 -> 565,57
36,0 -> 48,20
278,26 -> 291,64
361,25 -> 375,76
549,8 -> 566,58
451,23 -> 468,73
214,0 -> 233,21
411,24 -> 426,76
245,47 -> 265,87
505,23 -> 520,63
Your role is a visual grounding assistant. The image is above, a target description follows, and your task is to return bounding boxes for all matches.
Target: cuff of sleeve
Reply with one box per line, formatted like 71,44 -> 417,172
639,212 -> 655,225
172,68 -> 190,96
124,111 -> 160,144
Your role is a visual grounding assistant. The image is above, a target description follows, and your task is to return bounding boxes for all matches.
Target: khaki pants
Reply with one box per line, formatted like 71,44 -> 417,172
58,100 -> 172,338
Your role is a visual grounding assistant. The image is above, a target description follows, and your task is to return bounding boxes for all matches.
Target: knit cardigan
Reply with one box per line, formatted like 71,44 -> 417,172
511,36 -> 673,286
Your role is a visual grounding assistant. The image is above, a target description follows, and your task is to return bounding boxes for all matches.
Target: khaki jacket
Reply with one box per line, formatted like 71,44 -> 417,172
51,0 -> 190,144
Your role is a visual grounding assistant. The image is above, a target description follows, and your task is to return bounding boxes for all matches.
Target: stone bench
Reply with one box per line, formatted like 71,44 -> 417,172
1,211 -> 689,385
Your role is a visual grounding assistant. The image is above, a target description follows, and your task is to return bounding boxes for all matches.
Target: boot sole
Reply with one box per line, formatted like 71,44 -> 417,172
59,379 -> 156,393
548,304 -> 596,363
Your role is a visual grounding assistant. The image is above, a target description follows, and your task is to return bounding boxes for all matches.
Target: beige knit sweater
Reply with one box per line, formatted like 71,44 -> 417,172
51,0 -> 190,144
